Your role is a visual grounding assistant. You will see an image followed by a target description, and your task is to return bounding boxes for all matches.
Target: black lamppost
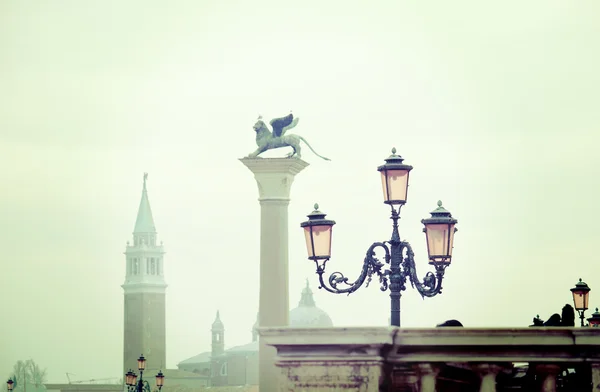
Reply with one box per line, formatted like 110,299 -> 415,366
125,355 -> 164,392
570,279 -> 591,327
300,148 -> 458,327
6,379 -> 14,392
587,308 -> 600,328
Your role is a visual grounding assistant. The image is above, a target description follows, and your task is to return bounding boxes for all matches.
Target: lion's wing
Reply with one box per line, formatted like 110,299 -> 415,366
270,113 -> 294,137
281,117 -> 299,136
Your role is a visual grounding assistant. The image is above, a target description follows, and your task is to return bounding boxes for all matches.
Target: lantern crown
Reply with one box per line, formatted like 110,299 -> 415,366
421,201 -> 458,227
377,148 -> 413,173
587,308 -> 600,327
300,204 -> 336,228
570,278 -> 591,294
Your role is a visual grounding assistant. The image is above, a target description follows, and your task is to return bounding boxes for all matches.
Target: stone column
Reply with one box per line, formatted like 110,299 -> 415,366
240,157 -> 309,392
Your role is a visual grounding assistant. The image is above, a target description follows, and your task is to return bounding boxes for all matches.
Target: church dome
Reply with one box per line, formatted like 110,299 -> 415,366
289,280 -> 333,327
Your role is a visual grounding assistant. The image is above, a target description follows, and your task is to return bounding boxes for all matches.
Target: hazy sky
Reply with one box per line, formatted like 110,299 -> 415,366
1,0 -> 599,384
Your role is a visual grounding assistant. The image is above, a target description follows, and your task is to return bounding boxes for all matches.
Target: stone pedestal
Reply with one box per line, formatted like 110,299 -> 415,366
240,157 -> 309,392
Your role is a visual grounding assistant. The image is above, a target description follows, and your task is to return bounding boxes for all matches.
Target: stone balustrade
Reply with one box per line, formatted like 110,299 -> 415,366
259,327 -> 600,392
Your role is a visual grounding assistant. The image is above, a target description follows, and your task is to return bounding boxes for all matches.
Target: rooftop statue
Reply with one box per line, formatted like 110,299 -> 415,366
245,112 -> 331,161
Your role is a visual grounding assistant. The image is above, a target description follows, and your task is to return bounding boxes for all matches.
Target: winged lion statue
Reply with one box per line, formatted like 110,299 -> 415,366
245,112 -> 331,161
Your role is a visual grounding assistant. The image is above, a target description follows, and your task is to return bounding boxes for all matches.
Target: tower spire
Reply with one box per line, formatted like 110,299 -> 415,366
134,172 -> 156,236
299,278 -> 316,307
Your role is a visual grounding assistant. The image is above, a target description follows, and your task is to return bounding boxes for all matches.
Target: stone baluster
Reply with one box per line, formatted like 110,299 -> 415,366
413,363 -> 440,392
593,363 -> 600,391
534,364 -> 562,392
472,363 -> 503,392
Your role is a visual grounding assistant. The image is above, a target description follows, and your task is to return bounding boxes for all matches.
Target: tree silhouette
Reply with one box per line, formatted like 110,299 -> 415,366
7,360 -> 47,392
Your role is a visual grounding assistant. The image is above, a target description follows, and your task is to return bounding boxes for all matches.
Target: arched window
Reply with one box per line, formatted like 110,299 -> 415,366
150,258 -> 156,275
133,258 -> 139,274
220,362 -> 228,376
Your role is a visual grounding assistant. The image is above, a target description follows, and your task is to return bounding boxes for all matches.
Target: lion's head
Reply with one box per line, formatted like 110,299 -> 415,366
253,119 -> 268,133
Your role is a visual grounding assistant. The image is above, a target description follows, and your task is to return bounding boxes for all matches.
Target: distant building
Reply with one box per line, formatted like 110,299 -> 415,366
47,174 -> 334,392
176,280 -> 333,386
122,174 -> 168,374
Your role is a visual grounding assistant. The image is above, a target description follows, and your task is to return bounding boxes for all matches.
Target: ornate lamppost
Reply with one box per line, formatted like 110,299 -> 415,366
6,379 -> 14,392
125,355 -> 164,392
570,279 -> 591,327
587,308 -> 600,327
300,148 -> 458,327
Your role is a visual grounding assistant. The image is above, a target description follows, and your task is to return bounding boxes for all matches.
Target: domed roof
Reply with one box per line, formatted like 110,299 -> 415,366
289,279 -> 333,327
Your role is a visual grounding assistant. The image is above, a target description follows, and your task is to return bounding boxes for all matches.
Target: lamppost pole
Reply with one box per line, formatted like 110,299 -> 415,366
300,149 -> 458,327
389,208 -> 402,327
125,355 -> 164,392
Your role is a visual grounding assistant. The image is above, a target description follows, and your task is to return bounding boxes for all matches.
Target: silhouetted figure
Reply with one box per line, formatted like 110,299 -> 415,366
436,319 -> 463,327
560,304 -> 575,326
543,313 -> 562,326
530,315 -> 544,327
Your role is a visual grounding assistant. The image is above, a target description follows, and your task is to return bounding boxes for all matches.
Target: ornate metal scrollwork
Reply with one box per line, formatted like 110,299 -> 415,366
314,208 -> 449,320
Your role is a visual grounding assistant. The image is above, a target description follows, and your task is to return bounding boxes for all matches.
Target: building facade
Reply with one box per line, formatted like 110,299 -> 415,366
176,281 -> 333,386
122,173 -> 168,374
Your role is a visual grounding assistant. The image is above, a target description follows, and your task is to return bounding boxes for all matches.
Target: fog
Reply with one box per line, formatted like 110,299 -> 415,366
1,0 -> 599,383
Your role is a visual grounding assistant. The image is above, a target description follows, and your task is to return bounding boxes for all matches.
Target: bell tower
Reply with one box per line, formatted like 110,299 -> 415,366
122,173 -> 167,375
211,311 -> 225,357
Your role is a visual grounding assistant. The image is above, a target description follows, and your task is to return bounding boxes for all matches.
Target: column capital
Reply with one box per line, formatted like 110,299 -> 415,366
413,363 -> 441,392
534,363 -> 562,376
240,157 -> 309,201
471,363 -> 507,392
471,363 -> 506,376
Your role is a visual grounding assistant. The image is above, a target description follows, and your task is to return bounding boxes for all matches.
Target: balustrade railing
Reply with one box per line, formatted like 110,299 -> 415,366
260,327 -> 600,392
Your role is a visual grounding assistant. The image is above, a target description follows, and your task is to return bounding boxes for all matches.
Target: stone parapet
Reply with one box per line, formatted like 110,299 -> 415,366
260,327 -> 600,392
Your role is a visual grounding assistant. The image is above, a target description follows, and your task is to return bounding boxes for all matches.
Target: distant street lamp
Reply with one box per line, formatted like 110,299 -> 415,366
6,379 -> 14,392
570,278 -> 591,327
125,355 -> 164,392
587,308 -> 600,328
300,148 -> 458,327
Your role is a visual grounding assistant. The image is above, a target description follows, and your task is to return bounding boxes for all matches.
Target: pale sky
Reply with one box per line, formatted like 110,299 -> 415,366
1,0 -> 599,384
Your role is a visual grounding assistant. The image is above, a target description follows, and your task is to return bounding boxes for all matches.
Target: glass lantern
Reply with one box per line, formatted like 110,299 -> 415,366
300,204 -> 336,261
421,201 -> 458,265
377,148 -> 413,206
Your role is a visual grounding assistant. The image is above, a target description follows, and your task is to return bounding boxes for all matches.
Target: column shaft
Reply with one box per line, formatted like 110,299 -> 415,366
241,157 -> 309,392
